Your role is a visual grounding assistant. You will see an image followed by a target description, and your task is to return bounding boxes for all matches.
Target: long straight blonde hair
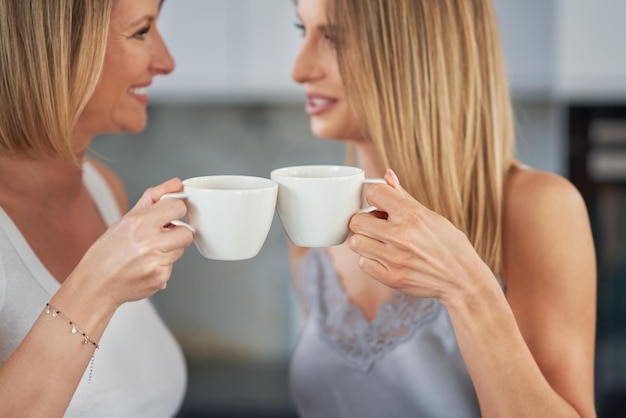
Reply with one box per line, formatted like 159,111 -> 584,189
0,0 -> 115,163
333,0 -> 515,274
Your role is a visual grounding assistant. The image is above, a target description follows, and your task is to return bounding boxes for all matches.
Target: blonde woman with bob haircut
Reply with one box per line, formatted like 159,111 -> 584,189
0,1 -> 193,416
287,0 -> 597,416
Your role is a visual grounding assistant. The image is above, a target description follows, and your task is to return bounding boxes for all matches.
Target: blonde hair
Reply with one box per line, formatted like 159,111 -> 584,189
333,0 -> 515,274
0,0 -> 115,162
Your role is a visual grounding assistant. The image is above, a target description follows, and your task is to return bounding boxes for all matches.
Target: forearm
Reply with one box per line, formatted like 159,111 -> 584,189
445,282 -> 587,418
0,279 -> 115,417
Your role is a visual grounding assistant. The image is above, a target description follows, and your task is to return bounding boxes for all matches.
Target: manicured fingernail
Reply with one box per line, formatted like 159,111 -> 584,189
387,168 -> 400,185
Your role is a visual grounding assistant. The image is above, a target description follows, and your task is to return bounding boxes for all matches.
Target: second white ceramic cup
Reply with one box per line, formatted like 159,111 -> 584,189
270,165 -> 385,247
161,175 -> 278,260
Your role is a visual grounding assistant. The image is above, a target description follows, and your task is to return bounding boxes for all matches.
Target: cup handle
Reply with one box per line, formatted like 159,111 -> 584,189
363,178 -> 387,185
358,177 -> 387,213
160,192 -> 188,200
159,192 -> 196,233
357,205 -> 378,214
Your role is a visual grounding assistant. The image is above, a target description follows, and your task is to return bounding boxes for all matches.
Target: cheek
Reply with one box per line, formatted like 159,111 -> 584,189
338,105 -> 360,138
335,104 -> 361,137
87,67 -> 121,112
81,86 -> 112,122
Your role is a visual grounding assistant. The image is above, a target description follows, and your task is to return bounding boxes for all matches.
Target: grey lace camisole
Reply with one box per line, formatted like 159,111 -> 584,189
289,248 -> 481,418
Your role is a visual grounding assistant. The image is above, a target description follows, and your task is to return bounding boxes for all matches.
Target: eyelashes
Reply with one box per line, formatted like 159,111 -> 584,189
294,22 -> 336,46
133,25 -> 151,40
294,22 -> 305,36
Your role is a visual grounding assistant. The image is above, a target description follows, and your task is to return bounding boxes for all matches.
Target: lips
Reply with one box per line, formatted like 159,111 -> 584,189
305,94 -> 338,115
128,84 -> 150,105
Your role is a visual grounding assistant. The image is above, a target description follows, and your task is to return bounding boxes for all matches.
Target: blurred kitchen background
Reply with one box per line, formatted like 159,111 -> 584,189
90,1 -> 626,417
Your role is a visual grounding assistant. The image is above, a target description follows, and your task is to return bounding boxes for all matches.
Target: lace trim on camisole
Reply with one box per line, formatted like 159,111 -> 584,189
297,248 -> 440,371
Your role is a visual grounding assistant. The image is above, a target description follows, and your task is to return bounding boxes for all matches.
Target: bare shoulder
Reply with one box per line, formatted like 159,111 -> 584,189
501,164 -> 596,296
87,158 -> 128,214
503,167 -> 590,246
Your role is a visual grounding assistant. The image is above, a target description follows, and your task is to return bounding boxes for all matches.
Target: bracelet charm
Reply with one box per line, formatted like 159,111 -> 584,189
44,303 -> 100,383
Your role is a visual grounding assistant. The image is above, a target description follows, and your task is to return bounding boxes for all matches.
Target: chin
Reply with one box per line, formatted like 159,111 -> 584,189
311,122 -> 342,141
119,115 -> 149,133
314,133 -> 346,143
310,118 -> 362,142
311,126 -> 360,143
125,123 -> 148,133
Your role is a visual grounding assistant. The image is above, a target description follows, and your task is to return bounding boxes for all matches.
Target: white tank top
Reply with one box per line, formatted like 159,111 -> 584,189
0,161 -> 187,417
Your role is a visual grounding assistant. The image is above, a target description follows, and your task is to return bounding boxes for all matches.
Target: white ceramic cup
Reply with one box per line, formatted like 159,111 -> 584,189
270,165 -> 386,247
160,175 -> 278,260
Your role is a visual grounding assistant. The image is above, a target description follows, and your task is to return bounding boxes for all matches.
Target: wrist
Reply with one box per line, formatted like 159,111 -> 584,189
442,260 -> 504,319
50,273 -> 118,340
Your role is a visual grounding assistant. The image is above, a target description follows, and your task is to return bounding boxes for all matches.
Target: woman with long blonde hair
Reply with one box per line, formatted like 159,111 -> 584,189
288,0 -> 596,416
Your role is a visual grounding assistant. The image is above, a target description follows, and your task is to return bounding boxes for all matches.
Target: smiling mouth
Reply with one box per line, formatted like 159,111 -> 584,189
305,96 -> 337,115
129,86 -> 149,95
310,97 -> 333,106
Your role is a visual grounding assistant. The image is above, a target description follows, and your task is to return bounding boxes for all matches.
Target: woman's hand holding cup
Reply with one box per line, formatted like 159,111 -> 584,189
68,178 -> 194,312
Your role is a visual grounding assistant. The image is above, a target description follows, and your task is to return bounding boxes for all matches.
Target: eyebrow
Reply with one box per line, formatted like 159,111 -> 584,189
128,15 -> 155,29
295,18 -> 334,35
295,10 -> 334,32
317,24 -> 333,33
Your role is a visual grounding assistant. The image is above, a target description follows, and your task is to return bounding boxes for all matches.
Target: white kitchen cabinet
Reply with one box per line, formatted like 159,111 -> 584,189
234,0 -> 303,99
494,0 -> 626,101
555,0 -> 626,100
151,0 -> 303,103
152,0 -> 231,101
153,0 -> 556,103
150,0 -> 626,104
492,0 -> 556,99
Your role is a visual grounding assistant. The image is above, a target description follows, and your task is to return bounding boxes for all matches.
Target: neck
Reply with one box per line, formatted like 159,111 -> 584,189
354,142 -> 386,179
0,156 -> 85,201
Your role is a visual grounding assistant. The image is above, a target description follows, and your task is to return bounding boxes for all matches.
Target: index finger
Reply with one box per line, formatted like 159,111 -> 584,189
150,197 -> 188,229
363,183 -> 411,216
363,169 -> 426,220
131,178 -> 184,212
146,178 -> 184,203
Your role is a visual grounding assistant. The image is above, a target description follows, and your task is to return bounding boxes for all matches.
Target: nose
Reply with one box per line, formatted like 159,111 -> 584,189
150,28 -> 175,75
291,36 -> 322,84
